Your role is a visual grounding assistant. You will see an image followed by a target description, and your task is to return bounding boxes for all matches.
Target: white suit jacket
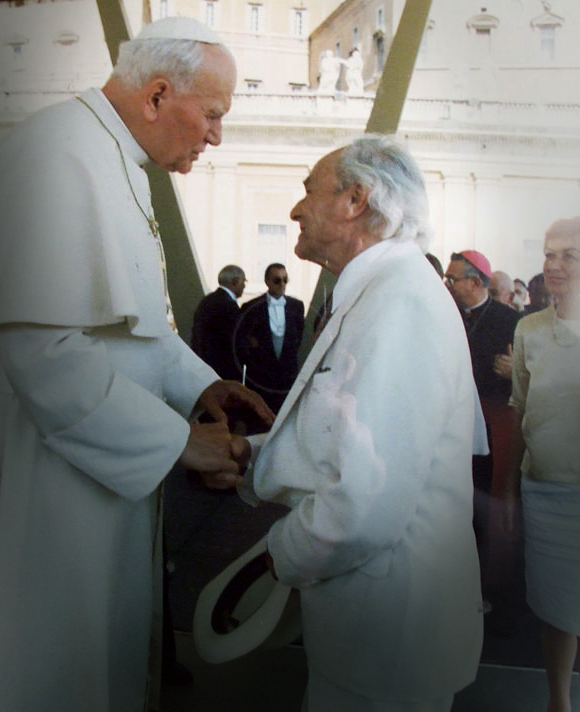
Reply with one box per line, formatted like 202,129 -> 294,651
245,240 -> 483,701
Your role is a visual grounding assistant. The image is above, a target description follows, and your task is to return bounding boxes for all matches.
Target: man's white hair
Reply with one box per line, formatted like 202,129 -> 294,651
335,134 -> 433,251
112,38 -> 228,94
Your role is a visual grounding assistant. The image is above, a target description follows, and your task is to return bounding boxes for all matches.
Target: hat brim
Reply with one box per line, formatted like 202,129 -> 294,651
193,535 -> 302,664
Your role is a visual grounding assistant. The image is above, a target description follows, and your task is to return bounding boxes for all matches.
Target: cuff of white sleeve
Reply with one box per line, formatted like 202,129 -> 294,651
44,371 -> 190,501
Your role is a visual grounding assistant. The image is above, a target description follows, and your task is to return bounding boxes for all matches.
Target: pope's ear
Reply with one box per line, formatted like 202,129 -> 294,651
344,182 -> 369,219
143,78 -> 170,122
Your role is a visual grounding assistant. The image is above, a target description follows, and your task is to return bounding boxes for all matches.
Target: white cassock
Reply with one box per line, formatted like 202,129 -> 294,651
0,89 -> 218,712
242,240 -> 484,707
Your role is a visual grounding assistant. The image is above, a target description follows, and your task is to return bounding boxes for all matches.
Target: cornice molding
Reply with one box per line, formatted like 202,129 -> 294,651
466,13 -> 500,32
531,11 -> 565,28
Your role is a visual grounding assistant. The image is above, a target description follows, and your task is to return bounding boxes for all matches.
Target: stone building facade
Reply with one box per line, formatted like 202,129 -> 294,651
1,0 -> 579,304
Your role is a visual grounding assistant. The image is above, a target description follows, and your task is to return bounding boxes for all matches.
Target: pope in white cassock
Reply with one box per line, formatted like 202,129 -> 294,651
0,17 -> 270,712
239,136 -> 486,712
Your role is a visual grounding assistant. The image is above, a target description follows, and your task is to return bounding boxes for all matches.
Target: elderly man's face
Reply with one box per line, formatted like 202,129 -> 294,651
444,260 -> 478,309
543,233 -> 580,301
230,273 -> 246,298
290,151 -> 348,269
149,45 -> 236,174
489,273 -> 512,305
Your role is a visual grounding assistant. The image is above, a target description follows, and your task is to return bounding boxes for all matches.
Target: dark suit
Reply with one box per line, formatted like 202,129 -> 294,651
462,297 -> 522,615
234,293 -> 304,414
191,287 -> 241,380
463,297 -> 520,406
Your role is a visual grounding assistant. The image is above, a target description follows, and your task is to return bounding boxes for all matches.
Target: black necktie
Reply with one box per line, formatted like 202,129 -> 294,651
313,293 -> 333,341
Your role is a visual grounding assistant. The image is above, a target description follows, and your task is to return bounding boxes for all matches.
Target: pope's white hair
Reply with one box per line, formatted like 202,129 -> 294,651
334,134 -> 433,251
111,38 -> 229,93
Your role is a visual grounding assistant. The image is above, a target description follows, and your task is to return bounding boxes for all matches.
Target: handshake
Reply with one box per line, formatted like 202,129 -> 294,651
177,379 -> 275,489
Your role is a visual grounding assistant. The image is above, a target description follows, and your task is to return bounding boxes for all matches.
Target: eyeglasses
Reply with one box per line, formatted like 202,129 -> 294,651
444,275 -> 469,287
272,276 -> 288,285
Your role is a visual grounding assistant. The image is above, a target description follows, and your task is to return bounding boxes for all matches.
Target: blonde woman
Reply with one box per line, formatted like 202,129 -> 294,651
507,216 -> 580,712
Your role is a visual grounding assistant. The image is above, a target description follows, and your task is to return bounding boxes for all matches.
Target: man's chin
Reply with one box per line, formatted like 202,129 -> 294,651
294,243 -> 323,268
170,154 -> 201,174
294,236 -> 309,261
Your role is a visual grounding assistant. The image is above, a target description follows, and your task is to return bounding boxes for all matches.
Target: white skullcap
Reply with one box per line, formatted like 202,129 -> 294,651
135,16 -> 222,44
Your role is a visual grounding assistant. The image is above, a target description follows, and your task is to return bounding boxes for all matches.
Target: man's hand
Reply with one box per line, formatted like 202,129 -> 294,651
196,380 -> 275,427
178,422 -> 243,489
493,344 -> 513,380
230,434 -> 251,469
197,433 -> 252,490
501,491 -> 521,539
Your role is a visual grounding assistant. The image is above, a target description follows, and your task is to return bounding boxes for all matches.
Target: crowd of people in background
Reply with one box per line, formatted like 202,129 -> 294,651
191,262 -> 305,433
425,240 -> 578,712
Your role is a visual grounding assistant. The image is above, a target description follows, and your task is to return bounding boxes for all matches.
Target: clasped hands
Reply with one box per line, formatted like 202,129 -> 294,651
178,379 -> 274,490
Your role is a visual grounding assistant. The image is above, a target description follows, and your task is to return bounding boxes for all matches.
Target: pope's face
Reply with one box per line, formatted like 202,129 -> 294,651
149,46 -> 236,174
290,151 -> 348,269
543,233 -> 580,301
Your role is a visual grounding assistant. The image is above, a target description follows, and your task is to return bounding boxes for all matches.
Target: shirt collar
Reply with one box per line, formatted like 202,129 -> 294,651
464,295 -> 489,314
267,293 -> 286,307
219,286 -> 238,302
332,240 -> 400,313
78,88 -> 150,167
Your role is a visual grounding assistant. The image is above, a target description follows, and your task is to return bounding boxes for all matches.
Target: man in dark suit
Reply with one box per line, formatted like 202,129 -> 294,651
445,250 -> 522,632
235,263 -> 304,418
191,264 -> 246,380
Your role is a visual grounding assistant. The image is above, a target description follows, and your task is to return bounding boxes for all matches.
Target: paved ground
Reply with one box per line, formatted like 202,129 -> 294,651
162,466 -> 575,711
161,635 -> 580,712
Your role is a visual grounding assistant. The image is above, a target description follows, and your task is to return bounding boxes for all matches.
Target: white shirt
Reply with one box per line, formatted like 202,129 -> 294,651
219,286 -> 238,302
267,293 -> 286,337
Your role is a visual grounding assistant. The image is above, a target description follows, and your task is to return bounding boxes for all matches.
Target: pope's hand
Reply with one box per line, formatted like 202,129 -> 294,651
178,422 -> 243,488
196,380 -> 275,427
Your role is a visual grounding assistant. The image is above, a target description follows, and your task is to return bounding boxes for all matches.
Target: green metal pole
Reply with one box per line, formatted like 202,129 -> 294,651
366,0 -> 433,134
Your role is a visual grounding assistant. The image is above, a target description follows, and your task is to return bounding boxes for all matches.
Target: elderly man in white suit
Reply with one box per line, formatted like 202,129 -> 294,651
239,135 -> 484,711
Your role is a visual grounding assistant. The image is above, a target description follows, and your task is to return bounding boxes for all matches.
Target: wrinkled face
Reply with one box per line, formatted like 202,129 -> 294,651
444,260 -> 478,309
543,233 -> 580,301
265,267 -> 288,298
290,150 -> 348,269
149,46 -> 236,174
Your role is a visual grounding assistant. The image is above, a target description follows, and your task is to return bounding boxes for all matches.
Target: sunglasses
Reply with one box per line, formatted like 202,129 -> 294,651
272,276 -> 288,285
